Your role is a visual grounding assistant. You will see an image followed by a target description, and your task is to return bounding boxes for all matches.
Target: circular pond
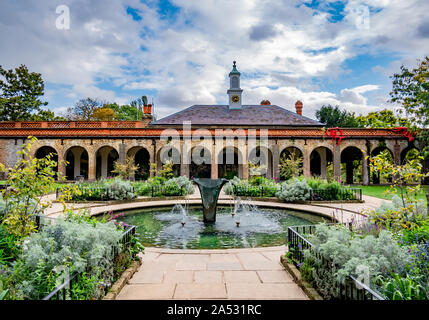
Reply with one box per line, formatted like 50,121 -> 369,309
117,202 -> 326,249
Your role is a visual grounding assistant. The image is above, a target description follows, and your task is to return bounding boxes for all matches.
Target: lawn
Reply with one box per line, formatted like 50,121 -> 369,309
359,185 -> 428,202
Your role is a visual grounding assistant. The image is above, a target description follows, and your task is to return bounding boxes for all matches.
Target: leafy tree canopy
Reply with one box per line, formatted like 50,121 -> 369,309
92,106 -> 118,121
108,103 -> 142,121
65,97 -> 103,121
355,109 -> 412,128
30,109 -> 67,121
315,104 -> 361,127
0,64 -> 48,121
390,56 -> 429,128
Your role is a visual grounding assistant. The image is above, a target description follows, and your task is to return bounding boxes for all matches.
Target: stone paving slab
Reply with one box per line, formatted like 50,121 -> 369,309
116,284 -> 176,300
117,247 -> 309,300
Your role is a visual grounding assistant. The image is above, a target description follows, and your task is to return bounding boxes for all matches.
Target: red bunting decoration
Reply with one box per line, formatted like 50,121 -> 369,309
392,127 -> 415,142
325,127 -> 346,145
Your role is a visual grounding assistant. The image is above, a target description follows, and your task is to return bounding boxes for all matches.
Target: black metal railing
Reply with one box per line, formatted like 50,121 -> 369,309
287,224 -> 384,300
132,184 -> 185,197
57,185 -> 136,201
232,185 -> 278,198
309,188 -> 362,201
42,223 -> 137,300
149,185 -> 184,197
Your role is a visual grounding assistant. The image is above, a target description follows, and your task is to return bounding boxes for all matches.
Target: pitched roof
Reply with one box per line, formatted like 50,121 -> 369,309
152,105 -> 322,126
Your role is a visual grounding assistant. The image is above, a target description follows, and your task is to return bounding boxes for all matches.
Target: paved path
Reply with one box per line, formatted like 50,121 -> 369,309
116,246 -> 308,300
41,186 -> 391,300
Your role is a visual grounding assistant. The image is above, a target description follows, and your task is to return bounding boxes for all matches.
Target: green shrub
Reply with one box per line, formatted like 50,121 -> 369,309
306,177 -> 356,200
104,178 -> 136,200
302,223 -> 413,299
377,273 -> 428,300
7,219 -> 123,300
71,178 -> 136,201
133,176 -> 194,197
276,178 -> 311,202
224,177 -> 279,197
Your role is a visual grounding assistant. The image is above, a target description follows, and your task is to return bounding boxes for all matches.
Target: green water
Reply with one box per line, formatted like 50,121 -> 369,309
118,206 -> 325,249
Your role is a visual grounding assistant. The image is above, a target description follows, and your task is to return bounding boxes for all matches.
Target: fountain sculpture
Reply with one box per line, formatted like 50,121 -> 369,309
192,178 -> 228,223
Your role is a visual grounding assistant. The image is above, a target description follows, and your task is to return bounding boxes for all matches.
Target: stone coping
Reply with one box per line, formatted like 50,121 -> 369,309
46,197 -> 368,224
142,245 -> 288,254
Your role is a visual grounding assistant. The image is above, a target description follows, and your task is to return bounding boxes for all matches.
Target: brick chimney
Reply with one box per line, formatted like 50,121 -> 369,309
295,100 -> 303,115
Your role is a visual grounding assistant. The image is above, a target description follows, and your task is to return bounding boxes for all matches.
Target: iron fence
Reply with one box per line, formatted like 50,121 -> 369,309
232,185 -> 278,198
287,224 -> 384,300
39,219 -> 137,300
309,188 -> 362,201
56,185 -> 136,201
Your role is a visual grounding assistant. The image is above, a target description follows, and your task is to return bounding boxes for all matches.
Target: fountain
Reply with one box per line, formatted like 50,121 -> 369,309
192,178 -> 228,223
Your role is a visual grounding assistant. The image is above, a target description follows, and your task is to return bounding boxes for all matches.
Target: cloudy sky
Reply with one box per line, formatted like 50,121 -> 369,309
1,0 -> 428,120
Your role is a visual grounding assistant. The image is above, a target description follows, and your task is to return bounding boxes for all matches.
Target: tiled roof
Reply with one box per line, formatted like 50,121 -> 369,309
152,105 -> 323,126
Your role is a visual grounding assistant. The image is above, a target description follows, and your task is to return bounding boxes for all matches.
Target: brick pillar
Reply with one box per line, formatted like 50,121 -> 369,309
211,140 -> 218,179
57,149 -> 66,180
333,144 -> 341,181
362,152 -> 369,185
100,149 -> 109,179
272,143 -> 280,180
241,140 -> 248,180
303,147 -> 311,178
180,139 -> 190,177
88,151 -> 96,181
319,148 -> 327,179
119,143 -> 126,164
151,140 -> 156,178
394,142 -> 401,165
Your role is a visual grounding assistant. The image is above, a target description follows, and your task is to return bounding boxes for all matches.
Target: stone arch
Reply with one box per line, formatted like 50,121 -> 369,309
64,146 -> 88,180
217,146 -> 243,179
341,146 -> 363,184
157,146 -> 181,177
370,146 -> 394,184
400,145 -> 421,165
127,146 -> 151,180
279,146 -> 303,180
310,146 -> 333,179
248,146 -> 273,179
35,146 -> 59,174
96,146 -> 119,179
190,146 -> 211,178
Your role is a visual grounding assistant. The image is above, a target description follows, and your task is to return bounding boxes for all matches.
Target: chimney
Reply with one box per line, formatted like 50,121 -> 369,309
295,100 -> 303,115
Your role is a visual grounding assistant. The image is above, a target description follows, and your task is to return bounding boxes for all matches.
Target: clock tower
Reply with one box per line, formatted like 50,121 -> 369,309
227,61 -> 243,109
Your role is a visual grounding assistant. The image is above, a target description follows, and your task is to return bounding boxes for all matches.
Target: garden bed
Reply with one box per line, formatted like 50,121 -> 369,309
280,255 -> 323,300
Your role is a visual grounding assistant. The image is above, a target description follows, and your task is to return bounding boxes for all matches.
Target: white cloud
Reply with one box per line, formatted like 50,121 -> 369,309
0,0 -> 428,119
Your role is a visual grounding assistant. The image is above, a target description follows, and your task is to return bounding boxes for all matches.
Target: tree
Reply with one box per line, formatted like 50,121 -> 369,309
109,103 -> 140,121
355,109 -> 412,128
390,56 -> 429,128
0,65 -> 48,121
92,106 -> 118,121
390,57 -> 429,159
111,157 -> 139,180
0,137 -> 65,239
315,105 -> 361,127
279,152 -> 303,181
30,110 -> 67,121
65,98 -> 103,120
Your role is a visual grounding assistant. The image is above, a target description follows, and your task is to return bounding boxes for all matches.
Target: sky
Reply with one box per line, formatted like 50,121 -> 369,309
0,0 -> 428,120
